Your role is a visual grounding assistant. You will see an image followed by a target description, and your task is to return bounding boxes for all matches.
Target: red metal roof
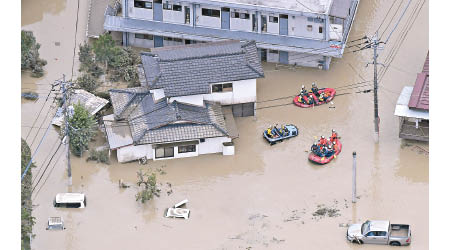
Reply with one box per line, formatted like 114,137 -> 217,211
408,52 -> 429,110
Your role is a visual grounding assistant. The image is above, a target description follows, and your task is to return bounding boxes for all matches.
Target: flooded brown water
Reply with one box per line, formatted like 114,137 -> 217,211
22,0 -> 428,249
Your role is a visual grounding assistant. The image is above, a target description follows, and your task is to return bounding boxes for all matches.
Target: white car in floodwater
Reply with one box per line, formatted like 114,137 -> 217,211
53,193 -> 86,208
347,220 -> 411,246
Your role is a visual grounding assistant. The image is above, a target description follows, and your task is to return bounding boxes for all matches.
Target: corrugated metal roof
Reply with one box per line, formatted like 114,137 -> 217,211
395,86 -> 429,119
408,52 -> 429,111
140,40 -> 264,97
103,114 -> 134,149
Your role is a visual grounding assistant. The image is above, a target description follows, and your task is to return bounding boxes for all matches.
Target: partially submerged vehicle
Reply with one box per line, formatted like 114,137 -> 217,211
46,217 -> 64,230
347,220 -> 411,246
165,199 -> 190,219
53,193 -> 86,208
293,88 -> 336,108
263,124 -> 298,145
308,139 -> 342,165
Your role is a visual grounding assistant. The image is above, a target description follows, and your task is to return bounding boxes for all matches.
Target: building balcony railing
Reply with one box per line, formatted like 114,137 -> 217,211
399,120 -> 429,142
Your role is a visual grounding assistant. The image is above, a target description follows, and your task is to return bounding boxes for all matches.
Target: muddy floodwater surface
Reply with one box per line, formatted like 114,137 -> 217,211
22,0 -> 428,249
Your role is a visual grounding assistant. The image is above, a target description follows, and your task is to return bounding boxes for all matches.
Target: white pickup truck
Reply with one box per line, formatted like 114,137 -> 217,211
347,220 -> 411,246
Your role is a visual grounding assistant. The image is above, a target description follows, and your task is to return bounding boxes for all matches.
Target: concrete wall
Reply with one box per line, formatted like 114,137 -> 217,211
265,14 -> 279,34
288,51 -> 325,68
267,50 -> 279,63
129,33 -> 155,48
289,15 -> 324,39
198,137 -> 231,155
129,0 -> 154,20
195,5 -> 221,28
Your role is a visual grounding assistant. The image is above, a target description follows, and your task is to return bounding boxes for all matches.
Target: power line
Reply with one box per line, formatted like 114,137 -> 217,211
31,137 -> 61,185
380,0 -> 405,39
383,0 -> 414,45
31,141 -> 63,191
295,0 -> 316,12
376,0 -> 401,34
32,148 -> 64,201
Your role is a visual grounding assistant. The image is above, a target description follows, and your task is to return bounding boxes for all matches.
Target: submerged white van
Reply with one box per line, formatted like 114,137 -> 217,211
53,193 -> 86,208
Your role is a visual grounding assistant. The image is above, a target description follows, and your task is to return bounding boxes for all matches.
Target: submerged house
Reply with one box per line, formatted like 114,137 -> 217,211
394,52 -> 429,142
104,40 -> 261,162
103,0 -> 360,69
104,88 -> 236,162
139,40 -> 264,116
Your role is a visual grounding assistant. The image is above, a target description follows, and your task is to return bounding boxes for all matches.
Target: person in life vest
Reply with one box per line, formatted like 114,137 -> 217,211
332,141 -> 339,152
319,135 -> 327,145
325,144 -> 334,157
321,145 -> 328,157
267,127 -> 273,138
318,92 -> 326,102
330,129 -> 338,143
311,82 -> 319,96
300,85 -> 308,97
311,143 -> 320,155
307,95 -> 314,105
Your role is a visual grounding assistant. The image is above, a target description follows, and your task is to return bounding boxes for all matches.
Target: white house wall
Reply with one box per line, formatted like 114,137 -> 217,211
162,4 -> 185,24
267,50 -> 279,63
265,14 -> 279,34
198,137 -> 231,155
153,144 -> 199,161
117,144 -> 154,163
170,95 -> 204,106
129,1 -> 154,20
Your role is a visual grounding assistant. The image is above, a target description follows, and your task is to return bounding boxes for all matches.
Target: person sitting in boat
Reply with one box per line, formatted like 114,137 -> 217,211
330,129 -> 338,143
318,92 -> 327,102
299,85 -> 308,97
307,95 -> 314,105
311,82 -> 320,97
321,145 -> 328,157
332,141 -> 338,152
267,127 -> 273,138
311,143 -> 320,155
325,144 -> 334,157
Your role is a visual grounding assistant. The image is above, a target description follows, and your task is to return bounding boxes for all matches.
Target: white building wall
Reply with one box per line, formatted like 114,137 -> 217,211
117,144 -> 154,163
129,1 -> 153,20
129,33 -> 155,48
150,88 -> 165,101
265,14 -> 279,34
196,5 -> 221,28
162,5 -> 185,24
229,9 -> 253,32
169,79 -> 256,106
198,137 -> 231,155
289,15 -> 324,39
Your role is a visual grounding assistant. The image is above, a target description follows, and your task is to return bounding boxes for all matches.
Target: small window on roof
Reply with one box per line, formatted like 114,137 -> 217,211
173,5 -> 182,11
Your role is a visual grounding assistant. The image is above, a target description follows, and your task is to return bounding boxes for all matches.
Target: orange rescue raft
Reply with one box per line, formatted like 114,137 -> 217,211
293,88 -> 336,108
308,139 -> 342,165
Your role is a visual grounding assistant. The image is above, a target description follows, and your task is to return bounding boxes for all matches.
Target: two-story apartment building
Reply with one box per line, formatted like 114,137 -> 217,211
103,0 -> 360,69
139,40 -> 264,116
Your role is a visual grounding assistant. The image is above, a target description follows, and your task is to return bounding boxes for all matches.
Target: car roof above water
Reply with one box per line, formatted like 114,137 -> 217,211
55,193 -> 85,203
368,220 -> 390,232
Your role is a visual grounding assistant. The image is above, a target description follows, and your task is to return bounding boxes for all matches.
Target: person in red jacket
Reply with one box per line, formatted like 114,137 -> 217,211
319,135 -> 327,145
330,129 -> 338,143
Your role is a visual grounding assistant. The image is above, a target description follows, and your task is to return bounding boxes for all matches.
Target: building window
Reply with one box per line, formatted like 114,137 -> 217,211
135,33 -> 153,40
307,17 -> 314,22
269,16 -> 278,23
240,13 -> 250,19
319,26 -> 323,33
231,12 -> 239,18
269,50 -> 278,54
155,147 -> 174,158
178,145 -> 196,153
314,17 -> 324,23
184,6 -> 190,24
202,8 -> 220,18
307,25 -> 313,31
172,4 -> 182,11
173,38 -> 183,42
200,138 -> 205,143
163,2 -> 172,10
212,83 -> 233,93
163,37 -> 173,41
134,1 -> 152,9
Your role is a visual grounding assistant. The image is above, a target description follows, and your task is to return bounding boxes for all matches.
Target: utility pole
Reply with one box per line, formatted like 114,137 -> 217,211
352,151 -> 357,203
62,75 -> 72,186
367,33 -> 380,143
373,33 -> 380,143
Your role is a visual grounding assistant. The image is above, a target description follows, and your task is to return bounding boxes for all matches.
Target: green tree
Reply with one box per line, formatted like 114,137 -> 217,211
78,42 -> 104,78
21,30 -> 47,77
136,170 -> 160,203
76,74 -> 98,93
68,103 -> 97,156
92,33 -> 116,70
21,139 -> 35,250
109,47 -> 141,86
